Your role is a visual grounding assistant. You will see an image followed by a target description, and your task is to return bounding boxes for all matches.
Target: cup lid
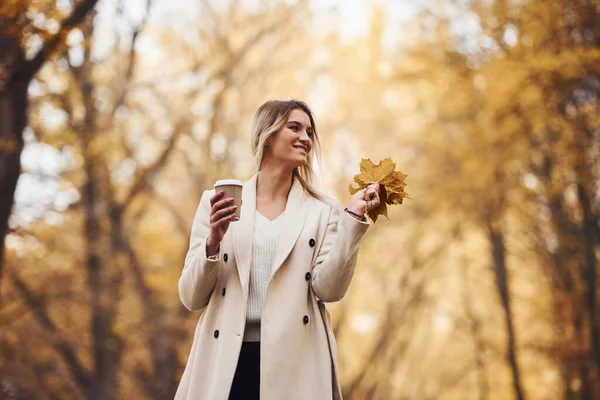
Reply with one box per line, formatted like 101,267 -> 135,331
214,179 -> 243,187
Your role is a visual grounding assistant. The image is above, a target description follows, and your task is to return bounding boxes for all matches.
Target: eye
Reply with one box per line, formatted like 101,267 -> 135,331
289,125 -> 299,132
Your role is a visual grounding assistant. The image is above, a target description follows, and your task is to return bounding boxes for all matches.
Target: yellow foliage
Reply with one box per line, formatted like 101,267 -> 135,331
348,157 -> 409,223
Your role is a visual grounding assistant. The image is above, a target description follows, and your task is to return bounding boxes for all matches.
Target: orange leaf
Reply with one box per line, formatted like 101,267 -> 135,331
349,158 -> 410,223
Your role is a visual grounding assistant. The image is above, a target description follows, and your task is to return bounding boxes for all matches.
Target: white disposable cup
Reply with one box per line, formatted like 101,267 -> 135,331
214,179 -> 243,222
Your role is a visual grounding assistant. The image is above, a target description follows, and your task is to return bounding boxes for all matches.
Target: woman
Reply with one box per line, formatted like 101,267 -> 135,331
175,99 -> 381,400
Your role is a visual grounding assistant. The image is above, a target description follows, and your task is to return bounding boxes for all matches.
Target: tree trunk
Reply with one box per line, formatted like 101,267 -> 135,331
573,117 -> 600,396
576,179 -> 600,398
458,230 -> 489,400
0,32 -> 27,287
67,16 -> 123,398
0,0 -> 100,281
486,217 -> 526,400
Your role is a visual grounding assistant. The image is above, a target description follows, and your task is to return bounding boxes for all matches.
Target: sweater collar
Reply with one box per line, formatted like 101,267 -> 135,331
232,173 -> 308,294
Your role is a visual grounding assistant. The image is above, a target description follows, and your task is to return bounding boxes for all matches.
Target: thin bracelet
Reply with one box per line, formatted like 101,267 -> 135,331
344,208 -> 367,222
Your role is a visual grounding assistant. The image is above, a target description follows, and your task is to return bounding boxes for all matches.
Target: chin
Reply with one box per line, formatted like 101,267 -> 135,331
291,159 -> 308,169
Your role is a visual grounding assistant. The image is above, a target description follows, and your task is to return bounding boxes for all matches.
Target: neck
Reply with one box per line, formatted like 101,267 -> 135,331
256,166 -> 294,202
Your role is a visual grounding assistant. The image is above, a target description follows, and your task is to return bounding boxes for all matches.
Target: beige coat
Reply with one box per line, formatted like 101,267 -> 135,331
175,173 -> 370,400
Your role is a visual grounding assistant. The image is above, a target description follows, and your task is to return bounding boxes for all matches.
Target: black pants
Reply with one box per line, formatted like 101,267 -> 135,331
229,341 -> 260,399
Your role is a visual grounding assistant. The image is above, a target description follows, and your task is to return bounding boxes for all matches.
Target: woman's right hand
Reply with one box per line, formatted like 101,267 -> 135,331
206,190 -> 238,256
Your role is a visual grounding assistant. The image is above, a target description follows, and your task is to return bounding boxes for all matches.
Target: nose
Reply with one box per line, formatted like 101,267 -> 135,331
299,130 -> 311,143
299,136 -> 310,151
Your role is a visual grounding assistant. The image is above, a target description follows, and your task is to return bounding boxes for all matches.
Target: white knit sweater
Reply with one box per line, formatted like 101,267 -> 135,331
243,210 -> 284,342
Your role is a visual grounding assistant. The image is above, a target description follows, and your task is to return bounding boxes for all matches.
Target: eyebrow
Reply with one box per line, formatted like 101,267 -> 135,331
287,120 -> 314,131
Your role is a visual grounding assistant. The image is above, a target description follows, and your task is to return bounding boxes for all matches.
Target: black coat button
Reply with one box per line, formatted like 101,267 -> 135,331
222,288 -> 226,296
223,253 -> 228,262
309,239 -> 315,247
305,272 -> 311,281
303,315 -> 309,324
214,330 -> 219,338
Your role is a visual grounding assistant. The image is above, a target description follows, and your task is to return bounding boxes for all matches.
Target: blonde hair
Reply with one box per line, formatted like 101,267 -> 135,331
250,99 -> 337,207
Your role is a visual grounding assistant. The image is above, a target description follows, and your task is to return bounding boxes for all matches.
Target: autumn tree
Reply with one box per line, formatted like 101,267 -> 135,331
0,0 -> 101,283
1,0 -> 312,398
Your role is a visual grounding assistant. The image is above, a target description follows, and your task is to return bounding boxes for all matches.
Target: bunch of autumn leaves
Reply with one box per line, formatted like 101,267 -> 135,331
349,158 -> 410,223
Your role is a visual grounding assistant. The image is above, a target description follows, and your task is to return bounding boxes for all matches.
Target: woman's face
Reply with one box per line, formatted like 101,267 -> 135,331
264,108 -> 314,169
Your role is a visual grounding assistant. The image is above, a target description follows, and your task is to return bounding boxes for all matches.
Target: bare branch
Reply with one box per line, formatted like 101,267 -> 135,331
11,271 -> 91,391
101,0 -> 154,130
120,82 -> 197,209
121,119 -> 186,208
23,0 -> 100,81
147,186 -> 190,237
342,229 -> 447,396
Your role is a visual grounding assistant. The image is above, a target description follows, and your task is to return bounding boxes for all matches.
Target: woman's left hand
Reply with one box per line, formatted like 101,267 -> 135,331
347,182 -> 381,217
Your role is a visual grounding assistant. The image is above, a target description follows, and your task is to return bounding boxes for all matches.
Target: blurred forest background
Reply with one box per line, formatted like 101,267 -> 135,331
0,0 -> 599,399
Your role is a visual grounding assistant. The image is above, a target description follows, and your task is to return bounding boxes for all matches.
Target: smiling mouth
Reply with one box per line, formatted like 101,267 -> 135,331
293,145 -> 307,153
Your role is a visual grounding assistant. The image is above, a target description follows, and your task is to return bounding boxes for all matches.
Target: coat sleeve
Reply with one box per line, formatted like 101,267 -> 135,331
311,206 -> 370,302
178,189 -> 220,311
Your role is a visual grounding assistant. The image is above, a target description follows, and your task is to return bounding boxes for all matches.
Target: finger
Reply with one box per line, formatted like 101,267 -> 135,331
354,189 -> 367,199
211,205 -> 237,223
210,190 -> 225,207
213,213 -> 237,229
212,204 -> 237,221
363,189 -> 376,201
368,191 -> 381,203
212,198 -> 235,214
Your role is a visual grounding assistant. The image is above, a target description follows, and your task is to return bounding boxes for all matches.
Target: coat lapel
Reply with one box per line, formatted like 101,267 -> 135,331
232,173 -> 309,292
270,176 -> 308,280
232,174 -> 258,295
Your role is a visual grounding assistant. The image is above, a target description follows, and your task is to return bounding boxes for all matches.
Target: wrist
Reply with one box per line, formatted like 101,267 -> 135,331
206,236 -> 220,257
344,208 -> 367,222
347,206 -> 364,216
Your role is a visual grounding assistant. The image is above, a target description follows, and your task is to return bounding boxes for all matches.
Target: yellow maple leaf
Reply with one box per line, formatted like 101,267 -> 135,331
348,158 -> 410,223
